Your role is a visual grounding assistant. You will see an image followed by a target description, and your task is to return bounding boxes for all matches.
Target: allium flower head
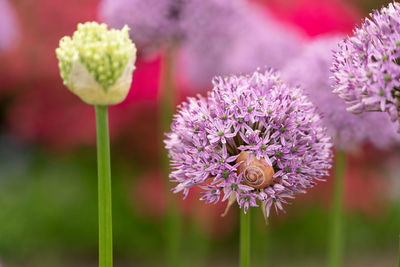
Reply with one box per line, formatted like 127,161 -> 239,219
332,2 -> 400,131
283,35 -> 399,150
165,70 -> 332,219
56,22 -> 137,105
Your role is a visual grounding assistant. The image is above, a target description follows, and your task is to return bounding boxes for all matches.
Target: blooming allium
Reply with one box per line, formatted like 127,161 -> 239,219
165,70 -> 332,219
282,35 -> 399,150
0,0 -> 18,52
332,2 -> 400,131
99,0 -> 182,55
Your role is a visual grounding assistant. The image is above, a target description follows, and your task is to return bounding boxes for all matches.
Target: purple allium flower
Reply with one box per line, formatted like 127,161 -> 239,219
99,0 -> 182,55
332,2 -> 400,131
0,0 -> 18,52
283,35 -> 399,150
165,70 -> 332,219
179,3 -> 304,89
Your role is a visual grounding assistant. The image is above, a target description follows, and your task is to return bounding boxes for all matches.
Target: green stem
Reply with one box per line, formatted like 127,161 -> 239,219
159,46 -> 182,267
398,234 -> 400,267
328,150 -> 346,267
95,105 -> 113,267
240,209 -> 251,267
160,45 -> 176,132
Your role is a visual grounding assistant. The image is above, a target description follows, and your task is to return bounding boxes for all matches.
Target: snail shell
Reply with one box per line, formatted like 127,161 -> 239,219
236,151 -> 274,189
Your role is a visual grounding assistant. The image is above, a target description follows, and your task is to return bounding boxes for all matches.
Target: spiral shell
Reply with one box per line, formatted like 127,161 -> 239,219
236,151 -> 274,189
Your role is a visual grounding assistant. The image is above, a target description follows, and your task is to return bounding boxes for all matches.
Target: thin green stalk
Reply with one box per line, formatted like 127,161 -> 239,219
251,208 -> 269,266
187,219 -> 211,267
398,234 -> 400,267
159,45 -> 182,267
328,150 -> 346,267
160,45 -> 177,132
240,209 -> 251,267
95,105 -> 113,267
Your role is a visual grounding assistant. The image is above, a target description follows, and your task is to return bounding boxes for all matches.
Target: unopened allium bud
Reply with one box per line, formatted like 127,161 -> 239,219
56,22 -> 137,105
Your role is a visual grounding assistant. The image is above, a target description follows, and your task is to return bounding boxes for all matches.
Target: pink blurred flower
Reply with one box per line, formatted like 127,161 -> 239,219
0,0 -> 18,52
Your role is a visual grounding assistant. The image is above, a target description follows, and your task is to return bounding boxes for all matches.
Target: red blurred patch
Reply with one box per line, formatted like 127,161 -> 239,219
255,0 -> 361,36
131,170 -> 167,219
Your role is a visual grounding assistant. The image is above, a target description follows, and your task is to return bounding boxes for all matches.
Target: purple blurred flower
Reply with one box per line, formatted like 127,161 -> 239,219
224,6 -> 304,76
100,0 -> 304,87
178,0 -> 247,86
332,2 -> 400,131
0,0 -> 18,52
179,2 -> 305,88
99,0 -> 183,55
283,35 -> 399,150
165,70 -> 332,219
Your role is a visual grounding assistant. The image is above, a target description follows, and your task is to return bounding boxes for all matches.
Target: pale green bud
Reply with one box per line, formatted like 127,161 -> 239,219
55,21 -> 137,105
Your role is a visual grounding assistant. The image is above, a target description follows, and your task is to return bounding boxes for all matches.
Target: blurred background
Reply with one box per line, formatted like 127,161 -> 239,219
0,0 -> 400,266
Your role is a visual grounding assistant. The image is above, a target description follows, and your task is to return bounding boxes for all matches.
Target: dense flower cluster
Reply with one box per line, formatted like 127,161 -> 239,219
332,2 -> 400,131
165,70 -> 332,218
283,35 -> 399,150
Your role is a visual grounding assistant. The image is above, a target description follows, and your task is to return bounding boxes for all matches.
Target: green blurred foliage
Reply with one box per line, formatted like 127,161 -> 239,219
0,140 -> 399,266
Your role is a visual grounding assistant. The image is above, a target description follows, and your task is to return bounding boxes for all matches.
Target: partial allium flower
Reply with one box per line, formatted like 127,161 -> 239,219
178,0 -> 247,86
223,5 -> 304,77
179,2 -> 304,89
56,22 -> 137,105
0,0 -> 18,51
332,2 -> 400,131
282,35 -> 399,150
165,70 -> 332,219
99,0 -> 182,55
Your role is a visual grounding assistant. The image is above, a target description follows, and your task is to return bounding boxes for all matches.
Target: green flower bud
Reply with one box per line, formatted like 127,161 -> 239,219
55,22 -> 137,105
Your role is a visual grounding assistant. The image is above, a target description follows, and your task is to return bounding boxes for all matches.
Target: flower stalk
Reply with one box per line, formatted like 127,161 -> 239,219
159,44 -> 182,267
95,105 -> 113,267
398,234 -> 400,267
328,150 -> 346,267
56,22 -> 137,267
240,209 -> 251,267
